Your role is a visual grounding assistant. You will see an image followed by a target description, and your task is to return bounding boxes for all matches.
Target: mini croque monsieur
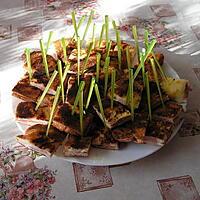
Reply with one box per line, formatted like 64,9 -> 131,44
16,124 -> 67,157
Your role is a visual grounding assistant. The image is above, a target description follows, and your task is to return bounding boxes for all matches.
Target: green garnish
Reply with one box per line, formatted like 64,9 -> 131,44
92,23 -> 96,48
39,39 -> 49,78
94,83 -> 106,125
152,52 -> 166,79
72,15 -> 86,39
77,36 -> 81,85
79,89 -> 84,135
57,60 -> 64,103
133,39 -> 157,81
129,69 -> 134,120
103,56 -> 110,97
112,20 -> 122,70
83,42 -> 93,71
96,53 -> 101,82
85,77 -> 95,109
132,26 -> 140,64
150,58 -> 164,107
35,70 -> 58,110
72,81 -> 85,115
126,47 -> 131,69
46,86 -> 61,136
105,15 -> 109,48
81,10 -> 94,46
110,69 -> 116,109
112,20 -> 117,30
116,30 -> 122,70
71,11 -> 79,40
25,48 -> 32,80
61,37 -> 67,64
45,31 -> 53,54
98,24 -> 105,47
145,72 -> 152,121
62,62 -> 70,82
125,47 -> 132,104
144,29 -> 149,50
105,40 -> 111,58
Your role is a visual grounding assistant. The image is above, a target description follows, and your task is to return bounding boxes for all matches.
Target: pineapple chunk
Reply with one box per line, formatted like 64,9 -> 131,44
160,77 -> 189,103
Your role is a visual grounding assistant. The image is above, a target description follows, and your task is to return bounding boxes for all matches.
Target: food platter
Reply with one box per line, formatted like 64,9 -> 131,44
11,11 -> 189,166
12,60 -> 185,166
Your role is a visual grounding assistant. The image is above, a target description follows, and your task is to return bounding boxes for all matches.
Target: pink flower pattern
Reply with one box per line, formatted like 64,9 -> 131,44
0,145 -> 57,200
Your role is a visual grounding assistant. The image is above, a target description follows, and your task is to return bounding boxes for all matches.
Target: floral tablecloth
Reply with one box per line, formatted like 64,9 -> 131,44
0,0 -> 200,200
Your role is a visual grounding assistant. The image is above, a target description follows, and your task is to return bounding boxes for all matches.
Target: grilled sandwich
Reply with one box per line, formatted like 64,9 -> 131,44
111,113 -> 148,143
93,100 -> 131,129
16,102 -> 50,125
92,126 -> 119,150
52,103 -> 94,136
63,135 -> 92,157
16,124 -> 67,157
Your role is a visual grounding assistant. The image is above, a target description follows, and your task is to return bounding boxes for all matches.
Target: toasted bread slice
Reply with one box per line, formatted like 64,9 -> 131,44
93,100 -> 131,129
146,118 -> 174,144
16,124 -> 67,157
63,135 -> 92,157
16,102 -> 50,125
12,81 -> 42,102
152,101 -> 183,124
22,51 -> 57,76
108,76 -> 144,109
112,113 -> 148,143
92,127 -> 119,150
52,103 -> 94,136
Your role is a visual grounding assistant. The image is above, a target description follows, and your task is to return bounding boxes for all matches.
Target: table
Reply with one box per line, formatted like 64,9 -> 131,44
0,1 -> 200,199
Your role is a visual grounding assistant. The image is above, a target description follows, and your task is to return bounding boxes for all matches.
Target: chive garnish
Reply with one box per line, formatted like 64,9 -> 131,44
94,83 -> 106,125
116,30 -> 122,70
72,81 -> 85,115
126,47 -> 131,104
79,90 -> 84,135
62,63 -> 70,83
133,39 -> 157,81
105,15 -> 109,48
145,72 -> 152,121
144,29 -> 149,50
98,24 -> 105,47
45,31 -> 53,54
83,42 -> 93,71
81,10 -> 94,46
61,37 -> 67,64
57,60 -> 64,103
105,40 -> 111,58
103,56 -> 110,97
152,52 -> 166,80
150,58 -> 164,107
72,15 -> 86,39
39,39 -> 49,78
46,86 -> 61,136
96,53 -> 101,82
35,70 -> 58,110
111,69 -> 116,109
112,20 -> 117,30
25,48 -> 32,80
130,69 -> 134,120
77,36 -> 81,85
132,26 -> 140,64
71,11 -> 79,40
86,77 -> 95,109
126,47 -> 131,69
92,23 -> 96,48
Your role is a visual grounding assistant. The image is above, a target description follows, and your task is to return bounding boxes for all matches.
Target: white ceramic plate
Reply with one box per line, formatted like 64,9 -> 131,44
12,61 -> 185,166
